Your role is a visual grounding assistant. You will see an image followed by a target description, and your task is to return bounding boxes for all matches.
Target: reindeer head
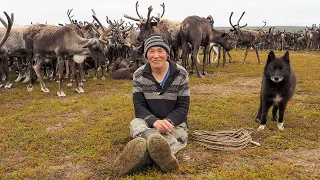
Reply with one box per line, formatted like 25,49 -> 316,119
229,11 -> 247,38
83,38 -> 109,65
124,1 -> 165,44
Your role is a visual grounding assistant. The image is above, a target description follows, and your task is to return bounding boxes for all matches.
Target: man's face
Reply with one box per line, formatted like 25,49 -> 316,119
146,46 -> 168,69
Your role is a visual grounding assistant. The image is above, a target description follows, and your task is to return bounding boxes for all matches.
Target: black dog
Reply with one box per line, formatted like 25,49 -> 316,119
256,51 -> 296,131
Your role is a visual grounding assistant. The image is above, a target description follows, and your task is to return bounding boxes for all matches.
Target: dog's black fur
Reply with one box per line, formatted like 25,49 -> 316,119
256,51 -> 296,130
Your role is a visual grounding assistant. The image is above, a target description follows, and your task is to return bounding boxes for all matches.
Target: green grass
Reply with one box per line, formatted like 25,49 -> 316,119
0,50 -> 319,179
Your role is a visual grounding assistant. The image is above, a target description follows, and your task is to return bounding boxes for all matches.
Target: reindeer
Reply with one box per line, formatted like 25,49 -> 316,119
180,16 -> 233,78
111,56 -> 142,80
66,9 -> 112,81
0,11 -> 15,88
23,24 -> 108,97
229,12 -> 271,64
124,1 -> 181,62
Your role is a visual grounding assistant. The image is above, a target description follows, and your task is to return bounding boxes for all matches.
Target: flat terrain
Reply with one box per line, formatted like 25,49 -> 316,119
0,50 -> 319,179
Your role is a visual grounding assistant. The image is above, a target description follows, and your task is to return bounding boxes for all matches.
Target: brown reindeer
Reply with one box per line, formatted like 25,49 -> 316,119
229,12 -> 271,64
180,16 -> 233,78
23,24 -> 108,97
111,57 -> 141,80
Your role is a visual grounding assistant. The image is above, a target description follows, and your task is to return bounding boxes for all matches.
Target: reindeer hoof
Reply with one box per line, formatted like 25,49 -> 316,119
257,125 -> 266,131
0,84 -> 4,88
93,77 -> 97,80
22,77 -> 30,83
81,79 -> 86,82
4,83 -> 13,89
277,123 -> 284,131
41,87 -> 50,93
79,82 -> 84,86
101,76 -> 106,80
67,83 -> 73,87
27,85 -> 33,92
75,87 -> 85,93
57,91 -> 66,97
202,72 -> 208,76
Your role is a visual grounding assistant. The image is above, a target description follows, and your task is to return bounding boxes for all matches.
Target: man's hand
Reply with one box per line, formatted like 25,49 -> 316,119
153,119 -> 174,134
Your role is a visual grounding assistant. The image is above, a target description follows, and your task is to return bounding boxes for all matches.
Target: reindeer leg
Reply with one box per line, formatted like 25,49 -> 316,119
255,46 -> 262,64
202,45 -> 208,75
67,59 -> 75,87
33,55 -> 49,93
64,60 -> 70,79
180,40 -> 189,71
227,50 -> 232,63
69,60 -> 84,94
0,59 -> 4,88
243,46 -> 249,64
3,56 -> 12,89
78,62 -> 85,84
216,46 -> 221,67
15,57 -> 23,82
100,59 -> 105,80
93,59 -> 98,80
222,48 -> 226,67
193,44 -> 202,78
26,54 -> 34,91
57,57 -> 66,97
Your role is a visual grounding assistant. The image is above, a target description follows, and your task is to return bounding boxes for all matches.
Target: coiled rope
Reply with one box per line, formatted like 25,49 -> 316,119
191,128 -> 260,151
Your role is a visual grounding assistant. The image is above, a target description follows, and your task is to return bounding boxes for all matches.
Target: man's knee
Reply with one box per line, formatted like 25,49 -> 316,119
130,118 -> 150,138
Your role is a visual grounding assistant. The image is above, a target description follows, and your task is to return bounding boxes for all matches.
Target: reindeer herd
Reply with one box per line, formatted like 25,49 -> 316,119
1,2 -> 320,97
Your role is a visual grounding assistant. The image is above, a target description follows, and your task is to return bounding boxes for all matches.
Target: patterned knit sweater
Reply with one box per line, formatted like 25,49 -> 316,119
132,60 -> 190,127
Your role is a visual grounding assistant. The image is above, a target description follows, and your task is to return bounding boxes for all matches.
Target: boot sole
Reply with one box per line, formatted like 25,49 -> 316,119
147,134 -> 179,172
112,137 -> 147,175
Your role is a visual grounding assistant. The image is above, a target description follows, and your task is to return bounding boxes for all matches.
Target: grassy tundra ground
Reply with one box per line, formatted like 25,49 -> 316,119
0,50 -> 319,179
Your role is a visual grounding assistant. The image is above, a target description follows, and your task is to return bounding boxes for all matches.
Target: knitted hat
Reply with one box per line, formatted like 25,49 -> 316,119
143,33 -> 170,58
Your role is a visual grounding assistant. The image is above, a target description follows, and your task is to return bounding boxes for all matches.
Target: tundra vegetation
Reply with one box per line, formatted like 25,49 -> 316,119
0,50 -> 319,179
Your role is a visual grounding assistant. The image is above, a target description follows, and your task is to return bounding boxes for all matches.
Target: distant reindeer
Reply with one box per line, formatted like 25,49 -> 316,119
229,12 -> 271,64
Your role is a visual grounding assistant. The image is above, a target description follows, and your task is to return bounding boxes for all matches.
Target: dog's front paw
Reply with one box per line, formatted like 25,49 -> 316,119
257,125 -> 266,131
277,123 -> 284,131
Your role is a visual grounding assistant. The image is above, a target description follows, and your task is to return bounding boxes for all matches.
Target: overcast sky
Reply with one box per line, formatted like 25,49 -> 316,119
1,0 -> 319,27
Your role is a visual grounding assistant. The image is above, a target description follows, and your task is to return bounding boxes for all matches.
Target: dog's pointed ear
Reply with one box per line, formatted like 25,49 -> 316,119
283,51 -> 290,63
267,51 -> 276,64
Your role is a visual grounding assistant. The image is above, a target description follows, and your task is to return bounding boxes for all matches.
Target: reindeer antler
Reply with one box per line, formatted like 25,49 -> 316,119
229,11 -> 247,29
160,3 -> 165,18
135,1 -> 143,19
0,11 -> 14,48
262,20 -> 267,28
67,9 -> 75,23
